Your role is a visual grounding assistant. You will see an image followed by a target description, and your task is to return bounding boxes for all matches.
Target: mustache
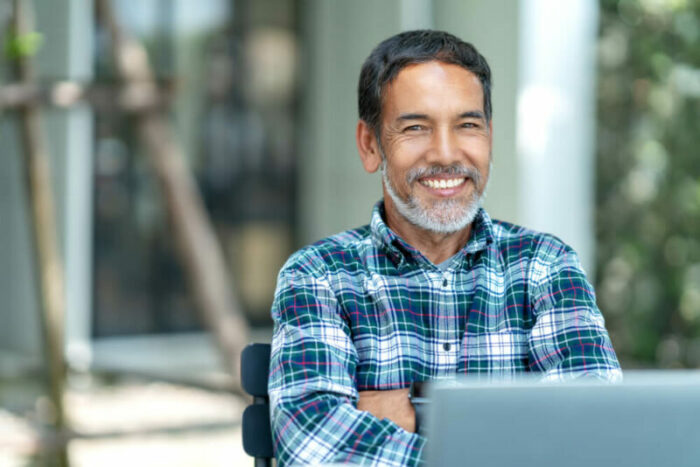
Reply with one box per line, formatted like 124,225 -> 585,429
405,164 -> 483,186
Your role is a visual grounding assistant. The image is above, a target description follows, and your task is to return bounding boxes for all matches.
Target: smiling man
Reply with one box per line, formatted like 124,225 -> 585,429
268,30 -> 621,466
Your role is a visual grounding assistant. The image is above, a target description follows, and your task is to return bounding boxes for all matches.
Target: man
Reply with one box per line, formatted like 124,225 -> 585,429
268,30 -> 621,466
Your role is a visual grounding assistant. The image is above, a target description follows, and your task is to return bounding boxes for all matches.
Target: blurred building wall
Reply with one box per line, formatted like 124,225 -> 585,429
0,114 -> 41,360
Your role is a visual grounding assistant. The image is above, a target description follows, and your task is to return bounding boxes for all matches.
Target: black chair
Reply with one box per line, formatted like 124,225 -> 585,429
241,343 -> 275,466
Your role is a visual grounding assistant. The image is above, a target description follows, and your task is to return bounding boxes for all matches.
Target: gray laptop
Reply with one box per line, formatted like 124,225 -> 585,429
424,371 -> 700,467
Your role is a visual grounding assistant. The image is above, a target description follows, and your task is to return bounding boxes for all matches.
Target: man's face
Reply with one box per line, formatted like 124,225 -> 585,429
378,61 -> 492,234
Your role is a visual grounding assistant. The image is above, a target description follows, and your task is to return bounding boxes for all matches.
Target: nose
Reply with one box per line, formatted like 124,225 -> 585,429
427,125 -> 459,165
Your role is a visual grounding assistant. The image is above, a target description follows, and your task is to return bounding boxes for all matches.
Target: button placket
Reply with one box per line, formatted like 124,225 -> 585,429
441,269 -> 450,287
422,267 -> 455,369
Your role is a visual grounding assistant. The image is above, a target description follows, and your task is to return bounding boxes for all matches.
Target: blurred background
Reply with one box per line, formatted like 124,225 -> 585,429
0,0 -> 698,465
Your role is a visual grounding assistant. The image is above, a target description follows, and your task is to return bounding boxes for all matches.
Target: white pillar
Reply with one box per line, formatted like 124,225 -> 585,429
517,0 -> 599,275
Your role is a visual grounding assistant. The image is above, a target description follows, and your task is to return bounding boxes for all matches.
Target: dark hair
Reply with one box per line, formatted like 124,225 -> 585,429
358,30 -> 492,135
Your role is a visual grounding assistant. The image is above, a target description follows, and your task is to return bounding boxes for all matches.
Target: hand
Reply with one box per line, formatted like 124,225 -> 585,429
357,388 -> 416,433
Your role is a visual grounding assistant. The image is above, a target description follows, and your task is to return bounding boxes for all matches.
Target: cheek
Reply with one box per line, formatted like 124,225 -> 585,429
477,150 -> 491,170
386,164 -> 410,187
479,156 -> 492,189
386,133 -> 430,157
478,157 -> 491,182
459,137 -> 491,166
458,133 -> 490,148
385,149 -> 424,177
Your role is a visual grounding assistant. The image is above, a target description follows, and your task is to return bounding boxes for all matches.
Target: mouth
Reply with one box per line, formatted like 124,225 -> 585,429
416,176 -> 472,198
418,177 -> 468,190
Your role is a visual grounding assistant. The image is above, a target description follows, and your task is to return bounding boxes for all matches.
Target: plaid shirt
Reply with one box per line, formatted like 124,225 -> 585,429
268,202 -> 621,466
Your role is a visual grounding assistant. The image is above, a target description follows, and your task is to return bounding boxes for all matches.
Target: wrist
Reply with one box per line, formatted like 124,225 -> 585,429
409,382 -> 427,435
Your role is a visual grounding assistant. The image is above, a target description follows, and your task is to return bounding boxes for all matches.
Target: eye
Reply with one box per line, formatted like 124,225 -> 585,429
460,122 -> 479,129
403,124 -> 425,132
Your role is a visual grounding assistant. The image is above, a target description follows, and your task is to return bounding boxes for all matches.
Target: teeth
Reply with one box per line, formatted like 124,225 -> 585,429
420,178 -> 466,189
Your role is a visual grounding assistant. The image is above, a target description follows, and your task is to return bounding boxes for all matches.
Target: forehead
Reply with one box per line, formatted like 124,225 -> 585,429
382,61 -> 484,116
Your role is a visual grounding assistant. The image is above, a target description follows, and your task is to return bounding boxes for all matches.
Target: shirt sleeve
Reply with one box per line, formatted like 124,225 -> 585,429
527,239 -> 622,382
268,251 -> 426,466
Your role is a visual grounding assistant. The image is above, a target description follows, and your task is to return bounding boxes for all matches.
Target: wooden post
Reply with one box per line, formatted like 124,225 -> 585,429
10,0 -> 69,465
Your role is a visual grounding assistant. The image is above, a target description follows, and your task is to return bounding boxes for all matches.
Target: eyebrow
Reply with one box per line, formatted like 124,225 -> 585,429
396,110 -> 486,121
459,111 -> 486,120
397,113 -> 429,121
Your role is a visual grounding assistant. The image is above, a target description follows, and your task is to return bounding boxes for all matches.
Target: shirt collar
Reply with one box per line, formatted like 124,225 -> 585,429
369,200 -> 494,269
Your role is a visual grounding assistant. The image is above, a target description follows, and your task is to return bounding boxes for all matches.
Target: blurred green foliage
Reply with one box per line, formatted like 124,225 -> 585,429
3,31 -> 43,59
596,0 -> 700,368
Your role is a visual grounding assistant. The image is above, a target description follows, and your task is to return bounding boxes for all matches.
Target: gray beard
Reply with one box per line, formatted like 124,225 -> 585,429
381,160 -> 488,234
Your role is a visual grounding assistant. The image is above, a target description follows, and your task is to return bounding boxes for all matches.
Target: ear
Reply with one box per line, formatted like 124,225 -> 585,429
488,120 -> 493,145
356,120 -> 382,173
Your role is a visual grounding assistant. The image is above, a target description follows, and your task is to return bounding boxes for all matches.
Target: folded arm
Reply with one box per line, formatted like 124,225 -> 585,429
269,256 -> 425,466
528,240 -> 622,381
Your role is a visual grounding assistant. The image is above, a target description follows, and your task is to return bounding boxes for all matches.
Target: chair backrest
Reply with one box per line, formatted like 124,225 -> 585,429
241,343 -> 274,466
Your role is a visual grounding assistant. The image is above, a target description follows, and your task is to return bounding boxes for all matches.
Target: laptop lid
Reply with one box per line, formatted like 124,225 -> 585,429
424,371 -> 700,467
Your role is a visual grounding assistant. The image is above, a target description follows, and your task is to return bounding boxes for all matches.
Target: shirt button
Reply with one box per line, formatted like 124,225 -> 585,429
442,278 -> 448,287
443,342 -> 451,351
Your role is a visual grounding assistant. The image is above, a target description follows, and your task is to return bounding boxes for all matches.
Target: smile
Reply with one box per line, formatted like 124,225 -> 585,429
418,177 -> 467,189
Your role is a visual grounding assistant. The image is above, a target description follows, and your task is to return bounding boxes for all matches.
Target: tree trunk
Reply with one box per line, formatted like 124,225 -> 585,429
11,0 -> 69,465
95,0 -> 250,393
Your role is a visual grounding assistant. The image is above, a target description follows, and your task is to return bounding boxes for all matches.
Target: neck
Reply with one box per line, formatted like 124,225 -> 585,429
383,196 -> 473,264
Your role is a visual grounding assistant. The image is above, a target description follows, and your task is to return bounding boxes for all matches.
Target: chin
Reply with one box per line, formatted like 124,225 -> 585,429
401,197 -> 482,234
383,164 -> 484,234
